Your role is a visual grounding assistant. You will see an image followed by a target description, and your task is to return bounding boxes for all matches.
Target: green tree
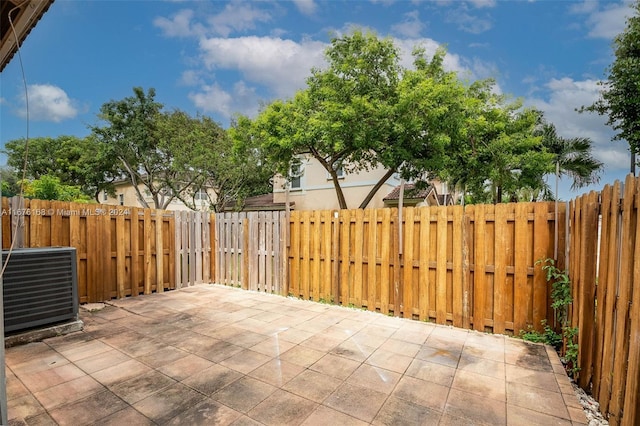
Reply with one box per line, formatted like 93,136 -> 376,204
21,175 -> 91,202
158,111 -> 272,212
248,31 -> 468,209
445,82 -> 553,204
534,121 -> 603,199
581,0 -> 640,174
0,167 -> 20,197
2,135 -> 117,200
91,87 -> 184,209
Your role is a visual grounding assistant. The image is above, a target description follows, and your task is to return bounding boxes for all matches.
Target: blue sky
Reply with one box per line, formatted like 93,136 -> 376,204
0,0 -> 635,200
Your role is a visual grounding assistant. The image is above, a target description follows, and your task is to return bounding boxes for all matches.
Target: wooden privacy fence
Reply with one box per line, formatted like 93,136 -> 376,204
1,197 -> 212,303
213,211 -> 286,294
569,174 -> 640,426
285,202 -> 565,335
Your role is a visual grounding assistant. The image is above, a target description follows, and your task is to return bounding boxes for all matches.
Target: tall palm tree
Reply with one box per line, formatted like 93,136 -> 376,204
535,121 -> 603,258
536,122 -> 604,197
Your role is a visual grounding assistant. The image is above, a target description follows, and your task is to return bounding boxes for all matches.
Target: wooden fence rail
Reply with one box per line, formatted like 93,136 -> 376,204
570,174 -> 640,426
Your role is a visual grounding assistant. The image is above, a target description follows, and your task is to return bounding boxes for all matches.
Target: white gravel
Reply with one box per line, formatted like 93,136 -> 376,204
572,381 -> 609,425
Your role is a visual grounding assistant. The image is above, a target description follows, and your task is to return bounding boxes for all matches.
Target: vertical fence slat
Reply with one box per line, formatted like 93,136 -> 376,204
116,214 -> 126,298
418,207 -> 430,321
622,180 -> 640,425
340,210 -> 350,306
353,209 -> 364,308
380,208 -> 391,314
493,204 -> 508,334
513,203 -> 530,334
403,208 -> 414,318
576,199 -> 598,391
473,204 -> 486,331
532,202 -> 549,331
367,209 -> 377,311
321,210 -> 332,301
311,210 -> 321,300
436,206 -> 447,324
608,176 -> 636,423
452,206 -> 464,328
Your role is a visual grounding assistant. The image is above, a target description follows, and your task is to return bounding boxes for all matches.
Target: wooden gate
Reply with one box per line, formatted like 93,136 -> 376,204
213,211 -> 287,294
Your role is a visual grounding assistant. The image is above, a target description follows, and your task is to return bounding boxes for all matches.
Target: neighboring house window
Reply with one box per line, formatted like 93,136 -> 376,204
102,191 -> 108,202
194,188 -> 208,201
327,162 -> 345,180
118,194 -> 124,206
290,162 -> 303,190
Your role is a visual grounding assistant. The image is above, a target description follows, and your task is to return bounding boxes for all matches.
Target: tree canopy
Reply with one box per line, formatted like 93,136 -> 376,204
2,135 -> 117,201
534,120 -> 603,198
244,31 -> 470,209
581,0 -> 640,174
90,87 -> 271,211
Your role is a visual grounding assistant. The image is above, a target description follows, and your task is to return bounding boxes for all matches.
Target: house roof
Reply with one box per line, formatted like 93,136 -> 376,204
1,0 -> 54,72
383,183 -> 435,201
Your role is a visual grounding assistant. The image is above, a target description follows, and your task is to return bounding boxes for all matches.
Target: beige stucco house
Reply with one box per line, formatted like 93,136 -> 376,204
271,154 -> 456,211
102,179 -> 214,211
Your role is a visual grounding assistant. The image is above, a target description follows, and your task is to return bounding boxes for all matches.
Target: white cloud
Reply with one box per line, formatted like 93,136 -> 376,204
179,70 -> 203,86
528,77 -> 629,172
395,37 -> 498,83
446,10 -> 493,34
17,84 -> 78,122
391,11 -> 425,38
569,1 -> 633,39
188,81 -> 260,119
198,36 -> 326,98
206,2 -> 272,37
586,2 -> 632,39
467,0 -> 497,8
292,0 -> 317,16
155,3 -> 272,38
154,9 -> 203,38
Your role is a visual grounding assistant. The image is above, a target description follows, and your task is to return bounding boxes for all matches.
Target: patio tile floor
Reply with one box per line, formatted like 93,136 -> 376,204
6,284 -> 588,425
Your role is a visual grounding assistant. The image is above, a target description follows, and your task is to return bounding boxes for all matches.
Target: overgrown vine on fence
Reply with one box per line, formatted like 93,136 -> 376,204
519,258 -> 580,378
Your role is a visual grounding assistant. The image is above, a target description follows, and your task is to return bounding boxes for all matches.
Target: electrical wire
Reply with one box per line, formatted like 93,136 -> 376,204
2,0 -> 33,278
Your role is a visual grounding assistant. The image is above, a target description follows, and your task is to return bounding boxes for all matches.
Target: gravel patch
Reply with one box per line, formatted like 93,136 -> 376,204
572,381 -> 609,425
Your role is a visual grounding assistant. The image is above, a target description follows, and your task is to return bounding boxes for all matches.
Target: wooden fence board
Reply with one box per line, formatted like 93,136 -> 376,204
403,208 -> 414,318
623,180 -> 640,423
452,206 -> 464,328
418,207 -> 430,321
532,202 -> 549,330
436,207 -> 447,324
494,204 -> 508,334
367,209 -> 378,311
354,209 -> 364,308
473,204 -> 487,331
514,203 -> 530,334
608,177 -> 636,423
380,208 -> 391,314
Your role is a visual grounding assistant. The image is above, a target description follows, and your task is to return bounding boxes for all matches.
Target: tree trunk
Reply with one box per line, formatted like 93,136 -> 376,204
328,170 -> 348,210
358,168 -> 396,209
